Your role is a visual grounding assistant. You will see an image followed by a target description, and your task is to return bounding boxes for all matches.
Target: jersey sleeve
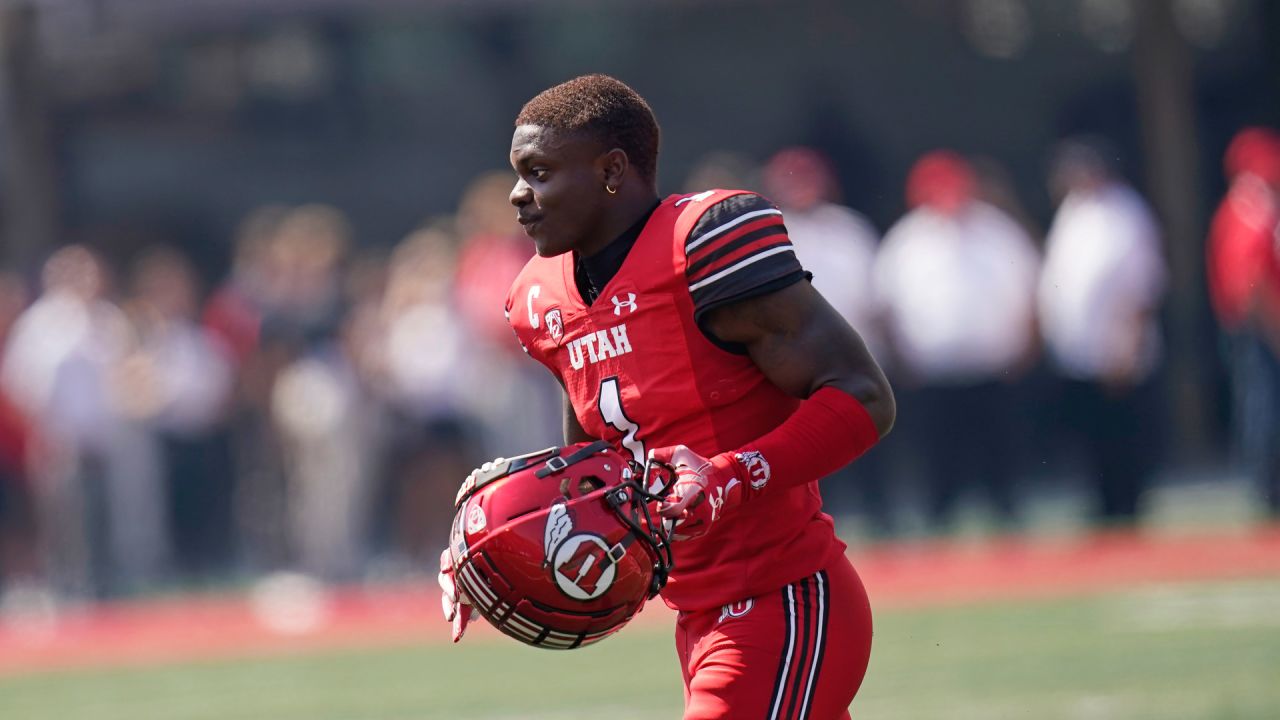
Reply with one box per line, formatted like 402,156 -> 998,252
683,192 -> 808,320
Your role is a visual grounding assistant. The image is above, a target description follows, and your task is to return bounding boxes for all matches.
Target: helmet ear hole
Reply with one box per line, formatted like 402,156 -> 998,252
558,475 -> 606,498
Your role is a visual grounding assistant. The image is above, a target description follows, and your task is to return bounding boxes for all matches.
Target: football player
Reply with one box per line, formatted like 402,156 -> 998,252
446,74 -> 895,720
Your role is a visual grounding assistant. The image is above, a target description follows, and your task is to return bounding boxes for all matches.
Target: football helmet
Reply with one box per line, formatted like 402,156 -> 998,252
446,441 -> 674,650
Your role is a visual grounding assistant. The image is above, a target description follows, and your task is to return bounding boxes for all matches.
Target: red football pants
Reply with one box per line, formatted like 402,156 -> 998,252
675,555 -> 873,720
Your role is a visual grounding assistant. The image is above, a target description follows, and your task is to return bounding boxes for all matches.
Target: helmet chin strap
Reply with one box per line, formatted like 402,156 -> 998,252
457,440 -> 616,507
606,482 -> 674,599
535,440 -> 614,478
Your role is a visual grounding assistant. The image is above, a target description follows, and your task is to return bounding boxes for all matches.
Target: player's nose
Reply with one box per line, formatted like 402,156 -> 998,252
510,178 -> 532,208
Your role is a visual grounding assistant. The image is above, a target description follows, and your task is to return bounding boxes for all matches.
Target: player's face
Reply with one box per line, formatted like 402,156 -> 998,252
509,125 -> 612,257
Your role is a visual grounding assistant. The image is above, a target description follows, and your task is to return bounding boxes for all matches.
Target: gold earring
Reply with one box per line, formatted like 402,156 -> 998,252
606,185 -> 617,194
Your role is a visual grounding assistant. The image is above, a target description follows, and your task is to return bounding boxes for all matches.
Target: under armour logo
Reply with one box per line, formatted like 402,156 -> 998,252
611,293 -> 638,316
708,479 -> 738,523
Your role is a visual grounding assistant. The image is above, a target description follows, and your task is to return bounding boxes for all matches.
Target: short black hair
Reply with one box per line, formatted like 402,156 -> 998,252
516,74 -> 660,182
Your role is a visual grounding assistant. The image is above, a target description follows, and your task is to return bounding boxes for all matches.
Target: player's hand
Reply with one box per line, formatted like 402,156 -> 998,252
649,445 -> 742,541
444,456 -> 514,640
437,549 -> 474,643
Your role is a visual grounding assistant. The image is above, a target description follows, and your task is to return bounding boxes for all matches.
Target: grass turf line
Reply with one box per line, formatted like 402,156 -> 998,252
1,580 -> 1277,720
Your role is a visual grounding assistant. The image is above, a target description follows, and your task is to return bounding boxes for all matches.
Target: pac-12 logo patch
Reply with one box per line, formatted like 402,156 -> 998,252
551,534 -> 617,601
545,308 -> 564,344
736,450 -> 771,490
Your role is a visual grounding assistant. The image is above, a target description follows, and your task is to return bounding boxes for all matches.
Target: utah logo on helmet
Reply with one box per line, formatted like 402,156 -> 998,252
446,441 -> 674,650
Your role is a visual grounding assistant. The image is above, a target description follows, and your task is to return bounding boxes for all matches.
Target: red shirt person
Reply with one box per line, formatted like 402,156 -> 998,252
1207,127 -> 1280,334
1207,127 -> 1280,515
450,75 -> 895,720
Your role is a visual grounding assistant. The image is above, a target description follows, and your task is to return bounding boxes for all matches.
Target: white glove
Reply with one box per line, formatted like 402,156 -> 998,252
651,445 -> 743,541
438,549 -> 474,643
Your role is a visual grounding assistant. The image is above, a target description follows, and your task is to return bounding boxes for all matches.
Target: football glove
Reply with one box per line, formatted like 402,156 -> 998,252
649,445 -> 743,541
437,548 -> 474,643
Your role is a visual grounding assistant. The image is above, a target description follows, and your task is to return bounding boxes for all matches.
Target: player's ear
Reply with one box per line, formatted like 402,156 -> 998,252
599,148 -> 630,192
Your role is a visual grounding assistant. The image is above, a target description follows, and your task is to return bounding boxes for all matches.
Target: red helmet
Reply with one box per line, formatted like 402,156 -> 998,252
446,441 -> 674,650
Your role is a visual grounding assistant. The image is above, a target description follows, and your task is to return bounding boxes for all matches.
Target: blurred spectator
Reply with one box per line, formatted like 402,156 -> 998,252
121,247 -> 236,582
262,204 -> 351,343
260,205 -> 380,582
873,151 -> 1040,530
355,226 -> 480,563
1206,127 -> 1280,516
1,246 -> 167,598
1039,138 -> 1167,524
204,207 -> 291,574
0,271 -> 38,591
0,389 -> 33,588
455,171 -> 559,458
203,205 -> 288,368
762,147 -> 892,531
763,147 -> 885,360
455,171 -> 535,350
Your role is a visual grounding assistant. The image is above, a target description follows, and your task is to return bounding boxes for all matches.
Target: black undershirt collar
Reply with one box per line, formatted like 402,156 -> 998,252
575,200 -> 661,304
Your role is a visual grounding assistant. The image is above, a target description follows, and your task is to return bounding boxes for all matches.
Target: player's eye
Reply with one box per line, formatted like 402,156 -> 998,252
530,168 -> 550,182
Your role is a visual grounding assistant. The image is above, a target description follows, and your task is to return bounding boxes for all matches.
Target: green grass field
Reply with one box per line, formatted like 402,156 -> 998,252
2,578 -> 1277,720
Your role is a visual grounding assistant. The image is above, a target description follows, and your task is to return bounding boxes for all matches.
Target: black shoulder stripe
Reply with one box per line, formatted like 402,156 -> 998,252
686,227 -> 792,277
686,193 -> 780,251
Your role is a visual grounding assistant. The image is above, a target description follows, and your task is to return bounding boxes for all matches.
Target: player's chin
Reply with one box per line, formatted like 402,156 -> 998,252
531,232 -> 570,257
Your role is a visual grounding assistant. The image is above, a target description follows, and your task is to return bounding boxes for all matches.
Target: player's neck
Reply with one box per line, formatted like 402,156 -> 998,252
579,188 -> 660,258
573,198 -> 661,303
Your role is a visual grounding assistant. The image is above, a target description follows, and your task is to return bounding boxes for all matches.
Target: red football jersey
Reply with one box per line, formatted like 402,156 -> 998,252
505,189 -> 847,612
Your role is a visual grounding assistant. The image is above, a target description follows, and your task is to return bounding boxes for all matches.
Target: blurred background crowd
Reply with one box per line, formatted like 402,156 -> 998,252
0,0 -> 1277,611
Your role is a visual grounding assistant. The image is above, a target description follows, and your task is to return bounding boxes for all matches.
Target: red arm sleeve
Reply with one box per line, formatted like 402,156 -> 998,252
709,386 -> 880,498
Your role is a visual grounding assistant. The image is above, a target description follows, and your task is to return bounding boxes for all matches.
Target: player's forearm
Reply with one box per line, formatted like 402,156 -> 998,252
713,385 -> 886,496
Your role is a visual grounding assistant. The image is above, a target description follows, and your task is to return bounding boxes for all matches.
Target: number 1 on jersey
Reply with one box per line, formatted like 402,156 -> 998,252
598,376 -> 644,463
